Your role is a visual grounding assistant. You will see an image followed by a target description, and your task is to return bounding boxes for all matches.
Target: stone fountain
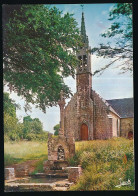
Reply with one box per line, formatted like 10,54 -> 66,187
43,90 -> 76,178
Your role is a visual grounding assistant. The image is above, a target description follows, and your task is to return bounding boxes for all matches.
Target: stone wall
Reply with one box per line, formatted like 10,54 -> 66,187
48,135 -> 70,161
64,91 -> 94,141
64,89 -> 120,140
92,90 -> 113,139
67,166 -> 82,183
120,118 -> 134,138
109,111 -> 120,137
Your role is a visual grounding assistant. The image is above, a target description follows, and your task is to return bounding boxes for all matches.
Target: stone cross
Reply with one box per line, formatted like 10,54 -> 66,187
58,90 -> 66,136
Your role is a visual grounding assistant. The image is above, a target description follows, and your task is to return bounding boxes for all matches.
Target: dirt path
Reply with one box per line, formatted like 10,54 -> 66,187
5,160 -> 39,176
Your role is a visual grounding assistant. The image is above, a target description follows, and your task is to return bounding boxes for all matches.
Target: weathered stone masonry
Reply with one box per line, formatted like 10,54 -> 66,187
64,11 -> 126,141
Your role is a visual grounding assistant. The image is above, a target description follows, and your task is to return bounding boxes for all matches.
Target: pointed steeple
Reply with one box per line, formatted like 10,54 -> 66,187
76,9 -> 91,75
81,12 -> 89,47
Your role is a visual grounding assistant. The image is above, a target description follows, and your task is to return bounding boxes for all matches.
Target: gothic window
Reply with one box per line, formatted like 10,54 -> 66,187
78,56 -> 82,66
78,56 -> 83,71
57,146 -> 65,160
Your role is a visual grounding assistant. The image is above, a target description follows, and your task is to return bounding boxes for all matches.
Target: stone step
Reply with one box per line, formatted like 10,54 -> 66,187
48,170 -> 68,174
30,172 -> 68,178
53,187 -> 68,191
46,173 -> 68,178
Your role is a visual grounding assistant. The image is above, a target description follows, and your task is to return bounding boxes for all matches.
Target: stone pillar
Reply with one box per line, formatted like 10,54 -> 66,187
67,166 -> 82,182
5,168 -> 15,180
58,90 -> 66,136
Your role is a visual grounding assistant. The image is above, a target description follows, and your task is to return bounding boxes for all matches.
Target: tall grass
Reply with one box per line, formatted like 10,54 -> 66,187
4,141 -> 48,166
4,138 -> 135,190
69,137 -> 135,191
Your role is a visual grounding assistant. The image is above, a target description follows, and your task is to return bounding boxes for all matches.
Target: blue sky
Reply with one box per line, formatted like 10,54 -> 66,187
4,4 -> 133,133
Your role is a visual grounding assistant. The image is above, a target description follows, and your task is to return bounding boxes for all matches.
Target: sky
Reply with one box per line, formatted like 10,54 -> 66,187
4,4 -> 133,134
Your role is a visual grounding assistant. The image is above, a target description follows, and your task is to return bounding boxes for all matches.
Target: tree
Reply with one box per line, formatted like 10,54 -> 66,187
31,118 -> 43,134
4,92 -> 20,117
23,115 -> 44,138
92,3 -> 133,75
23,115 -> 33,123
53,123 -> 60,135
3,5 -> 82,112
4,92 -> 20,140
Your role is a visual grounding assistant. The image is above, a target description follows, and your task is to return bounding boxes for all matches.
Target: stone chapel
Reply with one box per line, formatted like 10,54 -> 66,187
63,12 -> 134,141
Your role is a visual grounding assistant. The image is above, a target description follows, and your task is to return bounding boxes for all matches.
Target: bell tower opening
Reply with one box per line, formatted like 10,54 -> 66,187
76,11 -> 92,98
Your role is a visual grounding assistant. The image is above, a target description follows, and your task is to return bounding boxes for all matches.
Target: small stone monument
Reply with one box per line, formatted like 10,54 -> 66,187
43,90 -> 75,176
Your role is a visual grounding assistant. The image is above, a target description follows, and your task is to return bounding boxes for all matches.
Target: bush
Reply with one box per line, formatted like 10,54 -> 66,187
68,151 -> 81,166
8,130 -> 20,141
26,133 -> 36,141
24,132 -> 48,141
124,163 -> 135,184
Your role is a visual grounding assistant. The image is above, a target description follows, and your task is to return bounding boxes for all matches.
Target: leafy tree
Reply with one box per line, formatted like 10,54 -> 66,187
23,115 -> 33,123
31,118 -> 43,134
3,5 -> 82,112
23,115 -> 44,138
53,123 -> 60,135
4,92 -> 21,140
4,92 -> 20,117
4,112 -> 18,134
92,3 -> 133,75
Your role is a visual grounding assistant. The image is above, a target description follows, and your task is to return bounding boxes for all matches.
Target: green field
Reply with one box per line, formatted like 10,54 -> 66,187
4,141 -> 48,166
4,137 -> 135,191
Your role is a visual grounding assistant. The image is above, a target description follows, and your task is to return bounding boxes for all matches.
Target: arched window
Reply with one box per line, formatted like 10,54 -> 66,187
128,131 -> 133,139
57,146 -> 65,160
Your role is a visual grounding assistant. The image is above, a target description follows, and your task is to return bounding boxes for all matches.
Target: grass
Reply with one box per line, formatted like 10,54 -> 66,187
69,137 -> 135,191
4,141 -> 48,166
4,137 -> 135,190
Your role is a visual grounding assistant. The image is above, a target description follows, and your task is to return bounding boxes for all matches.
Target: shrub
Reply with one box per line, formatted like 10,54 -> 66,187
68,151 -> 81,166
124,163 -> 135,184
8,130 -> 20,141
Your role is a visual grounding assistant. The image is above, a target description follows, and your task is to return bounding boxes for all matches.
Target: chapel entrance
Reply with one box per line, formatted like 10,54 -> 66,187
128,131 -> 133,139
81,124 -> 88,140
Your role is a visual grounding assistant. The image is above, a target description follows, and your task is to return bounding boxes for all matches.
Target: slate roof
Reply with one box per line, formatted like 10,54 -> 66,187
106,98 -> 134,118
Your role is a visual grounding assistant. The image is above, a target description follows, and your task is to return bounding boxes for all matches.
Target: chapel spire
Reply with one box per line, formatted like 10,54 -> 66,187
81,12 -> 89,48
76,9 -> 91,75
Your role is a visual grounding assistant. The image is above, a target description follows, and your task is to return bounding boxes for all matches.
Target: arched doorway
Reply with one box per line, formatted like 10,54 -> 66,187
81,123 -> 88,140
128,131 -> 133,139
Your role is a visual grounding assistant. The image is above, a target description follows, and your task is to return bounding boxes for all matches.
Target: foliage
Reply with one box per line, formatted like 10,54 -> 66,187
23,116 -> 33,122
124,162 -> 135,184
69,138 -> 135,191
3,5 -> 82,112
4,92 -> 18,117
53,123 -> 60,135
4,92 -> 48,141
4,112 -> 18,134
4,92 -> 20,140
92,3 -> 133,75
23,116 -> 44,138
